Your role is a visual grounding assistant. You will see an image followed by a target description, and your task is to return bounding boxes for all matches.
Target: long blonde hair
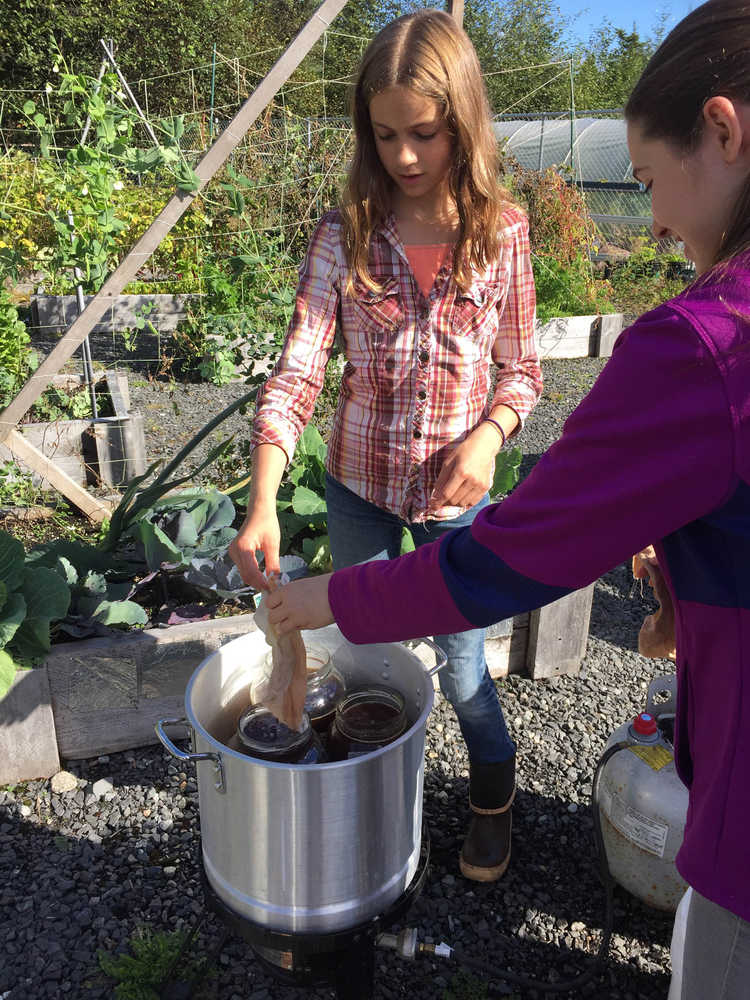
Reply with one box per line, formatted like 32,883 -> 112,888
341,9 -> 512,294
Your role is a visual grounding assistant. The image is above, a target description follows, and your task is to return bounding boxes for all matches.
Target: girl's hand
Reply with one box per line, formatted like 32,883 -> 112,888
429,423 -> 500,511
265,574 -> 335,634
228,503 -> 281,592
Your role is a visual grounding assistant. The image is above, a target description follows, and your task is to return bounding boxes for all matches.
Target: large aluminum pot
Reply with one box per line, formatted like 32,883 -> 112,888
156,623 -> 444,934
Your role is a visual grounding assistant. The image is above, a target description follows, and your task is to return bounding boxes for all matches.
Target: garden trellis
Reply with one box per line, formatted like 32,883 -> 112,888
0,0 -> 649,519
0,0 -> 355,518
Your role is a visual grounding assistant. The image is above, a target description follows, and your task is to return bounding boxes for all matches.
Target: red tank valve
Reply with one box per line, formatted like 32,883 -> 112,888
631,712 -> 658,736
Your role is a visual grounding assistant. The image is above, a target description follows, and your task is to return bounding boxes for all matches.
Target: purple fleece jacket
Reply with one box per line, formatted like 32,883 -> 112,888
329,255 -> 750,921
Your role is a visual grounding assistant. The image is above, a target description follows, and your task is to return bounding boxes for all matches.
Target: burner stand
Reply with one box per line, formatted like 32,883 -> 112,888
160,832 -> 430,1000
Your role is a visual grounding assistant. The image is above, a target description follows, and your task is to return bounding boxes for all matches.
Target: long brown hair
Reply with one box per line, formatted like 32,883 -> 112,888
625,0 -> 750,267
340,9 -> 513,294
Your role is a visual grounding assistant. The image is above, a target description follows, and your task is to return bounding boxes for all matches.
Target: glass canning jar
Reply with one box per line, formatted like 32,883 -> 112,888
303,644 -> 347,733
234,706 -> 325,764
328,685 -> 407,761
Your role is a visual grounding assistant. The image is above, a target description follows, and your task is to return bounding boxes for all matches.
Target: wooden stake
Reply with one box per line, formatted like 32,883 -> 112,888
448,0 -> 465,26
0,0 -> 348,445
6,429 -> 113,523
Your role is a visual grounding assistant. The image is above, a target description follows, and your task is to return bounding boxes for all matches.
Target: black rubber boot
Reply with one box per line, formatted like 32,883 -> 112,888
459,756 -> 516,882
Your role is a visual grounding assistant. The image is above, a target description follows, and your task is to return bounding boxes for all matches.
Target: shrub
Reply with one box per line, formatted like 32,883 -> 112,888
533,253 -> 614,320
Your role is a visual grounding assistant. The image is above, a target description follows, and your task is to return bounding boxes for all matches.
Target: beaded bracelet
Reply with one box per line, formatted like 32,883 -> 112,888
483,417 -> 506,448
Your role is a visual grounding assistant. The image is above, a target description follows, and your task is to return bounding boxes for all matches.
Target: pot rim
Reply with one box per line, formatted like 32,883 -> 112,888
184,638 -> 435,771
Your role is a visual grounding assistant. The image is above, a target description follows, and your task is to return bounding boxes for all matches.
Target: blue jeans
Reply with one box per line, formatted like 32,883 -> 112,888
325,474 -> 515,765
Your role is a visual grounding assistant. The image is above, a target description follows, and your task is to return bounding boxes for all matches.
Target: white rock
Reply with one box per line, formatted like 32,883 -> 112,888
19,804 -> 32,817
92,777 -> 114,798
50,770 -> 79,794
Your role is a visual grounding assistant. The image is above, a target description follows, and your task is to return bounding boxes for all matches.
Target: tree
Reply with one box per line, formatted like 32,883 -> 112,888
572,23 -> 657,110
464,0 -> 573,114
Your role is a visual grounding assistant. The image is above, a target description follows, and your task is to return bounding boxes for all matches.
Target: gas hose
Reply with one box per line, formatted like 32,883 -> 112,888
378,740 -> 631,996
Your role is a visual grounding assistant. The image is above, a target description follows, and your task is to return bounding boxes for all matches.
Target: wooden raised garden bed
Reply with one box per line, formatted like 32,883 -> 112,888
0,584 -> 593,785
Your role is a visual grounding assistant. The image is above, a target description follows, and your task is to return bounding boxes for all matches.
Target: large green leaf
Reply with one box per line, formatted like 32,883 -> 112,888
0,531 -> 24,589
302,535 -> 331,573
11,616 -> 53,660
0,591 -> 26,648
21,567 -> 71,622
10,566 -> 71,660
137,520 -> 184,571
27,539 -> 123,576
0,649 -> 17,700
296,424 -> 327,463
91,598 -> 148,627
292,485 -> 327,518
491,446 -> 522,498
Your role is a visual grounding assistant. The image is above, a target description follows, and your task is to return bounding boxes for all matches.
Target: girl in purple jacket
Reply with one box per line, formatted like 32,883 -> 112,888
267,1 -> 750,996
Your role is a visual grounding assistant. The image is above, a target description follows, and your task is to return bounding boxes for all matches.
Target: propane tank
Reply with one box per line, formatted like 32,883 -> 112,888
595,675 -> 689,912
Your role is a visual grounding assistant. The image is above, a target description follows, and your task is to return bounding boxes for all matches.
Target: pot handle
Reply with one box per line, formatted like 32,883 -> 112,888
403,637 -> 448,678
155,718 -> 225,794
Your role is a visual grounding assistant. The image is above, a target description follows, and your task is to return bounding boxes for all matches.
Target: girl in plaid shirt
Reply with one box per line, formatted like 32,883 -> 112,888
229,8 -> 541,882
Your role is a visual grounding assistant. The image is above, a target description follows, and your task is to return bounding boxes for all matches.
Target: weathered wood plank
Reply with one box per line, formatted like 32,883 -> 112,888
526,585 -> 595,679
0,420 -> 90,487
0,668 -> 60,784
3,428 -> 112,522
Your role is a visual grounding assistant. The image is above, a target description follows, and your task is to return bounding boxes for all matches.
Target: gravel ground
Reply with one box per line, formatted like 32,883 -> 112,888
1,359 -> 678,999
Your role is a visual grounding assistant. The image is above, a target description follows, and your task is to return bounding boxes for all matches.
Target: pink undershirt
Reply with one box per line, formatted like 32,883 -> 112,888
404,243 -> 451,297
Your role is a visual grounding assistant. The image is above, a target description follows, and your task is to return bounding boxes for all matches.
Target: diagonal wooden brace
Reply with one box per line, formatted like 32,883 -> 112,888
6,429 -> 113,523
0,0 -> 348,446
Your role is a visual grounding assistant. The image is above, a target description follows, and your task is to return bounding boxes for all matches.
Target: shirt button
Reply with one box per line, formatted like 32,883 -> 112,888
420,306 -> 429,320
413,429 -> 422,439
419,350 -> 429,363
417,390 -> 426,400
385,358 -> 395,371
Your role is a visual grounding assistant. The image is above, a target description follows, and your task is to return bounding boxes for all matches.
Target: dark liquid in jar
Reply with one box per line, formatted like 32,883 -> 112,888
305,675 -> 346,732
304,651 -> 346,733
328,687 -> 407,760
232,707 -> 326,764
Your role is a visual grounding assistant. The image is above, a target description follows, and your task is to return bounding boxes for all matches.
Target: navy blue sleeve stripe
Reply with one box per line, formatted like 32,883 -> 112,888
438,527 -> 573,627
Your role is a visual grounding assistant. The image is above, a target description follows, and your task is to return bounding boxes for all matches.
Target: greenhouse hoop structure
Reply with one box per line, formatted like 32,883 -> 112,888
493,112 -> 653,246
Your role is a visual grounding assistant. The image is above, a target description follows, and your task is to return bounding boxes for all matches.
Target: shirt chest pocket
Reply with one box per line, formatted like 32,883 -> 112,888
351,278 -> 404,343
452,279 -> 503,343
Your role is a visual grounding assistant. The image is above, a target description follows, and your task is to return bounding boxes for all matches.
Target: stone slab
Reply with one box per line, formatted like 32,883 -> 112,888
0,668 -> 60,785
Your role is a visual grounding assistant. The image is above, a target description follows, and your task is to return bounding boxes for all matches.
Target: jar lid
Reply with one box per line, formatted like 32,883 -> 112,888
237,706 -> 311,758
335,685 -> 407,743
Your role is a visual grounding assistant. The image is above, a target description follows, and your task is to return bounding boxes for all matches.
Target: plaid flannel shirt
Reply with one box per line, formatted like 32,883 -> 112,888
252,205 -> 541,522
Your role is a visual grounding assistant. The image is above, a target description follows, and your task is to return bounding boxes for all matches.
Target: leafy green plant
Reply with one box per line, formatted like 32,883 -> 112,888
533,253 -> 614,321
127,490 -> 237,572
607,245 -> 692,314
0,461 -> 39,509
50,557 -> 148,639
491,446 -> 523,498
99,926 -> 209,1000
0,289 -> 37,410
100,387 -> 257,553
0,530 -> 71,696
275,424 -> 331,573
